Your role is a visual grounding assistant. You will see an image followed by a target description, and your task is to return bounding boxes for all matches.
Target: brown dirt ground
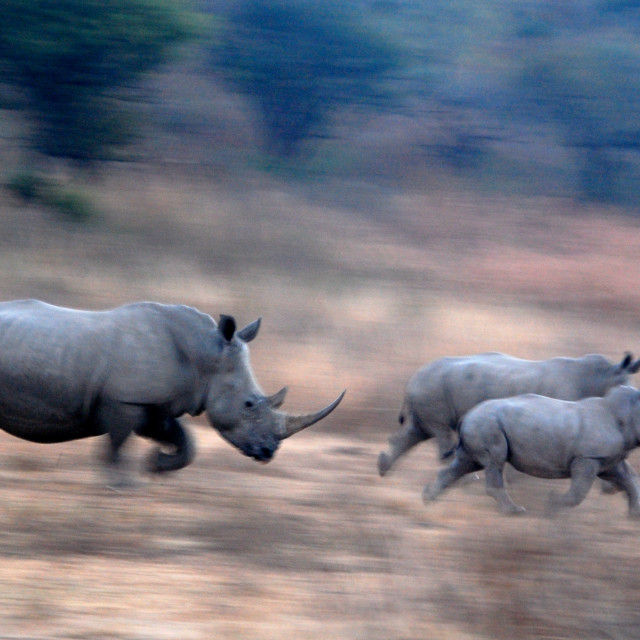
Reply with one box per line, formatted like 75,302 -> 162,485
1,167 -> 640,639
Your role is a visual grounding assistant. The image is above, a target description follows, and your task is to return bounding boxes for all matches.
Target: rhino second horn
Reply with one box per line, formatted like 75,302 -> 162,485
267,387 -> 288,409
279,390 -> 346,439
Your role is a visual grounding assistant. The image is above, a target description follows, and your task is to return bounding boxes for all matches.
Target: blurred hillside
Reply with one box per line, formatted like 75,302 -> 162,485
4,0 -> 640,204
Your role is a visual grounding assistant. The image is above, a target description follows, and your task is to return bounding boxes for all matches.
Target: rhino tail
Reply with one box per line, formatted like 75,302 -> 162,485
398,395 -> 412,426
379,397 -> 421,477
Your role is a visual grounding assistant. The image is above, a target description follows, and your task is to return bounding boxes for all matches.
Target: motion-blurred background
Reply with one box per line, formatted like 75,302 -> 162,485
1,2 -> 640,639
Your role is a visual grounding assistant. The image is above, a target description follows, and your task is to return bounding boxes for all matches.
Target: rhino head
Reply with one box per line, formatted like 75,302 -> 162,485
205,315 -> 345,462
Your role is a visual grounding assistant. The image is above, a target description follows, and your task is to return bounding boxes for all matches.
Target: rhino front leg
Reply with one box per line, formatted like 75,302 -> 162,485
548,457 -> 599,513
378,419 -> 427,476
599,460 -> 640,518
136,414 -> 196,474
485,465 -> 526,514
423,447 -> 481,503
601,460 -> 639,495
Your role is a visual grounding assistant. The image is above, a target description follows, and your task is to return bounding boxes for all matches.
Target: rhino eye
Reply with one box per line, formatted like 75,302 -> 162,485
244,399 -> 255,409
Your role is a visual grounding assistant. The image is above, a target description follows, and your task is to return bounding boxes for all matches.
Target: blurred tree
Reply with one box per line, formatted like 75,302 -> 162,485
212,0 -> 400,157
516,8 -> 640,202
0,0 -> 198,162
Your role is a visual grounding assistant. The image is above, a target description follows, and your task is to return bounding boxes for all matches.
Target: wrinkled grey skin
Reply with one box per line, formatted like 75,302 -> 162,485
0,300 -> 344,484
424,386 -> 640,517
378,352 -> 640,476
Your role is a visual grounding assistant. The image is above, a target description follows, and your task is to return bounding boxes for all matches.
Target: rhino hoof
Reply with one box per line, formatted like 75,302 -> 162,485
502,504 -> 526,516
422,484 -> 439,504
378,452 -> 391,477
500,504 -> 527,516
601,480 -> 622,495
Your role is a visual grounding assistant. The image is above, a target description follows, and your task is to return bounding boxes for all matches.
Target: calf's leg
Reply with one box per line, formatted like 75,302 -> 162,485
423,447 -> 481,503
600,460 -> 638,494
485,464 -> 526,514
548,457 -> 599,512
599,460 -> 640,518
464,422 -> 525,514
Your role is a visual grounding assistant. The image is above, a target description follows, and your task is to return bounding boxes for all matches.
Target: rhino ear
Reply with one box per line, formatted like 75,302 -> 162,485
619,352 -> 633,371
629,358 -> 640,374
236,317 -> 261,343
219,315 -> 236,342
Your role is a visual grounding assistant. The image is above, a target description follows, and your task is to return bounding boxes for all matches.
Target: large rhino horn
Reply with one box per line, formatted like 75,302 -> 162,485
279,390 -> 346,439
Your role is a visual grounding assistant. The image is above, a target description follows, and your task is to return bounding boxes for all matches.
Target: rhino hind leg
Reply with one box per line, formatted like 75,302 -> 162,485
598,460 -> 640,518
378,418 -> 427,476
485,465 -> 526,514
600,460 -> 639,496
460,419 -> 525,514
423,447 -> 481,503
547,457 -> 600,514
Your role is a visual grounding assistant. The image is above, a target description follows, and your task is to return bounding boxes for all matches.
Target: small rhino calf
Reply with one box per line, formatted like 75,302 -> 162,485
424,386 -> 640,517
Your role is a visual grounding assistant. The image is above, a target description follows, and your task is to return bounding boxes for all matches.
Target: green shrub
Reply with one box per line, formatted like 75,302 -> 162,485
0,0 -> 199,162
6,171 -> 98,220
41,185 -> 97,221
6,170 -> 49,201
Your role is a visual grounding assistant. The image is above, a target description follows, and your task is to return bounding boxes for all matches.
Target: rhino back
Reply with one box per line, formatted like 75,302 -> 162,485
430,354 -> 548,417
534,354 -> 617,399
0,301 -> 217,440
97,302 -> 219,410
412,352 -> 616,419
454,354 -> 612,401
0,301 -> 113,439
462,395 -> 582,478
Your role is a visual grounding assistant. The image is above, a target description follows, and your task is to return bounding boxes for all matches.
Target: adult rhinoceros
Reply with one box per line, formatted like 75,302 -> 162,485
378,351 -> 640,476
0,299 -> 345,484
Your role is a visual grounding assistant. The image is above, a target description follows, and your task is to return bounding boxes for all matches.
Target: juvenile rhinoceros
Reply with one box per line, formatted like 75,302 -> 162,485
378,352 -> 640,476
0,299 -> 345,484
424,386 -> 640,517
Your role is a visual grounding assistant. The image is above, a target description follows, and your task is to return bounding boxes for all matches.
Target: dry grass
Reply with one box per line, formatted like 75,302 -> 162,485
1,167 -> 640,638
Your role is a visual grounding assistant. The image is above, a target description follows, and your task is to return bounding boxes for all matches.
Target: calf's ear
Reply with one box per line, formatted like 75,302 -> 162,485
236,317 -> 261,343
219,315 -> 236,342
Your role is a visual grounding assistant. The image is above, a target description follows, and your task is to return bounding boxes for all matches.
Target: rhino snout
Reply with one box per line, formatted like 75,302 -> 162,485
253,446 -> 276,462
231,432 -> 280,462
248,439 -> 280,462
